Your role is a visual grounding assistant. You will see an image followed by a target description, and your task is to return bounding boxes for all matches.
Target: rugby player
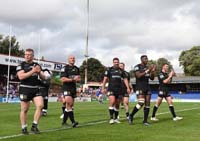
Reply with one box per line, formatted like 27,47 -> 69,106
129,55 -> 156,126
102,58 -> 131,124
16,48 -> 46,134
119,62 -> 133,119
60,55 -> 80,127
151,63 -> 183,121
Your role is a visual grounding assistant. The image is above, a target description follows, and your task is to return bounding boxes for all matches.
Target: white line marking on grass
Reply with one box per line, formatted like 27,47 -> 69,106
156,107 -> 200,116
0,120 -> 108,140
0,107 -> 199,140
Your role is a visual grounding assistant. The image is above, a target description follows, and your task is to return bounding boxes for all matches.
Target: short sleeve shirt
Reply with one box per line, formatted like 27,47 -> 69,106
158,71 -> 170,92
104,67 -> 127,91
60,64 -> 80,94
16,61 -> 41,86
134,64 -> 150,91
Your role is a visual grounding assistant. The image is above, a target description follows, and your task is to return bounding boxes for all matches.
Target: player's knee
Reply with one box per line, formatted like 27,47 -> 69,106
22,109 -> 29,113
137,99 -> 145,109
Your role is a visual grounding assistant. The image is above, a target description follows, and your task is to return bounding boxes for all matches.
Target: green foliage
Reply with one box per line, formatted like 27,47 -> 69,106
156,58 -> 173,73
0,34 -> 24,57
51,76 -> 62,86
79,58 -> 106,83
179,46 -> 200,76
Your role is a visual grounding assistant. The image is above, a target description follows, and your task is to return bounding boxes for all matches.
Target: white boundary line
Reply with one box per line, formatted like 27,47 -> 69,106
0,107 -> 199,140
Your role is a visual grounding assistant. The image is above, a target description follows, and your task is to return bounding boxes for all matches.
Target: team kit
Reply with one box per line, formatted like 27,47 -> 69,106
16,48 -> 182,135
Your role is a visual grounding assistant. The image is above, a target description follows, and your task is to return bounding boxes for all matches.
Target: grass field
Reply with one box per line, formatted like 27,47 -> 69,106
0,101 -> 200,141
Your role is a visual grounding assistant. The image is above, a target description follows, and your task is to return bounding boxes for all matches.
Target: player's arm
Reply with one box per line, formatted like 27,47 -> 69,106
38,71 -> 46,80
101,76 -> 108,94
135,70 -> 146,78
134,65 -> 147,78
163,71 -> 174,84
60,76 -> 74,83
73,75 -> 81,82
129,83 -> 134,93
60,66 -> 73,83
37,65 -> 46,80
123,78 -> 131,94
149,64 -> 156,80
17,65 -> 39,80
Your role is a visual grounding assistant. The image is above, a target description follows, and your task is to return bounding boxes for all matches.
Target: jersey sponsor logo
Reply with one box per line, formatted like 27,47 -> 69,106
159,91 -> 164,95
63,91 -> 71,96
104,70 -> 108,75
112,75 -> 121,78
134,66 -> 139,71
107,91 -> 113,96
16,65 -> 22,71
160,74 -> 164,79
20,94 -> 27,100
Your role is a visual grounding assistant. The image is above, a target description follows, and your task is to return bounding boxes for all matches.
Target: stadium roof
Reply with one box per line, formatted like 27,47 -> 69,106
130,76 -> 200,84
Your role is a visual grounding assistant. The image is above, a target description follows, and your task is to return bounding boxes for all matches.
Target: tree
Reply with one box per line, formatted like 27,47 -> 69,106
156,58 -> 173,73
179,46 -> 200,76
147,58 -> 173,76
0,34 -> 24,57
79,58 -> 106,83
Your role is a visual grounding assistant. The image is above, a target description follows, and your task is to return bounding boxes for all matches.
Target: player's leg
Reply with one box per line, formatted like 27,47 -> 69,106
65,96 -> 78,127
32,95 -> 44,134
129,94 -> 145,124
166,96 -> 183,121
123,96 -> 129,119
108,95 -> 115,124
42,88 -> 48,116
20,101 -> 30,134
143,94 -> 151,125
151,96 -> 163,121
114,97 -> 121,123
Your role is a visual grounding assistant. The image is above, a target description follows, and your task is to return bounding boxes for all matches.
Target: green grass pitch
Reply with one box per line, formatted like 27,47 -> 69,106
0,101 -> 200,141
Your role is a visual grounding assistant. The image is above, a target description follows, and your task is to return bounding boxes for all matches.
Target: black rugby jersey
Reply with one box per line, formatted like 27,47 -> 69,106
16,61 -> 41,86
158,71 -> 171,92
60,64 -> 80,94
104,67 -> 127,91
134,64 -> 150,91
121,71 -> 130,90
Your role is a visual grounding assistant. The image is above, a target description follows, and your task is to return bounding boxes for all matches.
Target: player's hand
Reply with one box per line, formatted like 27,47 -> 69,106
31,65 -> 40,73
73,75 -> 80,82
127,88 -> 131,94
151,64 -> 156,72
169,71 -> 175,78
35,65 -> 41,73
149,64 -> 156,72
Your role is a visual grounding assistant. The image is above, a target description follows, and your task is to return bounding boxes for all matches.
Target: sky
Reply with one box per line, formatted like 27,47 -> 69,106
0,0 -> 199,73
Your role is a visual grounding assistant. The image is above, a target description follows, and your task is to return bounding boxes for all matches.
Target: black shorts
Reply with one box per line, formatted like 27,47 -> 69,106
135,89 -> 151,96
39,87 -> 48,99
158,91 -> 171,98
121,89 -> 129,97
63,91 -> 77,99
19,87 -> 41,102
107,88 -> 122,99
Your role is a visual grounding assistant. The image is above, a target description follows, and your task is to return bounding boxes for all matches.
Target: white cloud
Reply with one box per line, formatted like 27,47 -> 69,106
0,0 -> 200,73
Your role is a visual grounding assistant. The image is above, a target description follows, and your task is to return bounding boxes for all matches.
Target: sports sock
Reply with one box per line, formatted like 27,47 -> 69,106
169,106 -> 176,118
152,105 -> 158,117
114,109 -> 119,120
63,109 -> 68,123
68,110 -> 75,123
109,107 -> 114,119
130,106 -> 140,117
143,107 -> 150,123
